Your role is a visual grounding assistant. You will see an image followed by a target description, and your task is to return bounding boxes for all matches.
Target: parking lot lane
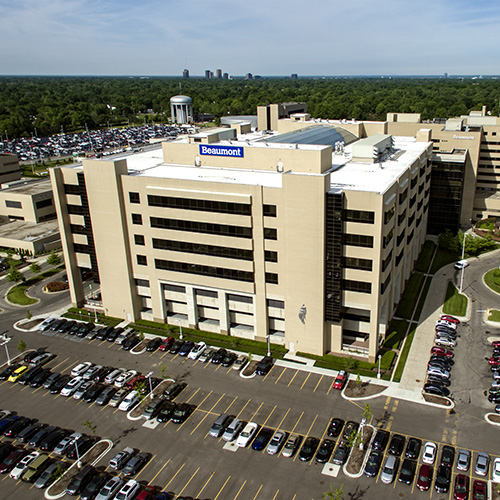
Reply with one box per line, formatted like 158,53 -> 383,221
232,479 -> 247,500
213,475 -> 231,500
195,470 -> 216,498
287,411 -> 304,436
176,466 -> 200,497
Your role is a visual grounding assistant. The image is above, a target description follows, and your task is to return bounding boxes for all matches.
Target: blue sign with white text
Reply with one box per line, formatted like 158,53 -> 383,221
199,144 -> 244,158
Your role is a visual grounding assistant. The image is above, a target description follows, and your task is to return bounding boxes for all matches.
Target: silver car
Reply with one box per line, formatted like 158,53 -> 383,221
267,430 -> 287,455
380,455 -> 399,484
475,452 -> 489,476
282,434 -> 300,458
456,449 -> 470,471
222,418 -> 243,442
95,476 -> 124,500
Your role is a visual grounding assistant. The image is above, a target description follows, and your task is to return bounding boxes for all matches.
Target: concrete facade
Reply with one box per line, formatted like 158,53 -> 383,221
0,154 -> 22,185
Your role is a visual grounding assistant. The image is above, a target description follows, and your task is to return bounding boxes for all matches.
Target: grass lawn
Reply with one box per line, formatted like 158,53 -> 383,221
430,247 -> 460,274
442,282 -> 467,316
484,269 -> 500,294
7,284 -> 37,305
414,276 -> 432,321
392,327 -> 416,383
394,273 -> 424,319
415,241 -> 436,273
383,320 -> 408,350
488,310 -> 500,322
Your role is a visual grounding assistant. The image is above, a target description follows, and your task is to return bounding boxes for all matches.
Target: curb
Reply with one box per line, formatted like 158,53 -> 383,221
485,413 -> 500,426
343,424 -> 376,478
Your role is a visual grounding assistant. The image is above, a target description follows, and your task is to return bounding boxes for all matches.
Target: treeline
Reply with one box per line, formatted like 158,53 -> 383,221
1,76 -> 500,139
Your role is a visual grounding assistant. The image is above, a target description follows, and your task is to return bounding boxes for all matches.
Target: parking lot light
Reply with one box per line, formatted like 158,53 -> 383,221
267,334 -> 271,357
0,333 -> 12,365
178,319 -> 183,340
377,354 -> 381,379
147,371 -> 154,399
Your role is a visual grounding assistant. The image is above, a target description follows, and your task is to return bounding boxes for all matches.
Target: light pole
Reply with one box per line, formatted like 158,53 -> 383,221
0,333 -> 12,365
146,371 -> 154,399
178,319 -> 183,340
377,354 -> 381,379
459,231 -> 466,294
74,438 -> 81,468
266,334 -> 271,357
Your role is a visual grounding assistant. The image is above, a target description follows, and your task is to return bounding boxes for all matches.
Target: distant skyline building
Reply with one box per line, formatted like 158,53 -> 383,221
216,69 -> 222,79
245,73 -> 253,80
291,74 -> 298,79
183,69 -> 189,78
205,70 -> 211,79
223,73 -> 229,80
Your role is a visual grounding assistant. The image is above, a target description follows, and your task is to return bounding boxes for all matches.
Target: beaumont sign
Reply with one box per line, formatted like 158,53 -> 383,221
199,145 -> 244,158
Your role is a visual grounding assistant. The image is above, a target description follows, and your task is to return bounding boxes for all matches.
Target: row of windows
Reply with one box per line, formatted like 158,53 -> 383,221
344,257 -> 372,271
384,206 -> 395,224
147,194 -> 252,216
135,279 -> 150,287
228,294 -> 253,304
345,210 -> 374,224
382,250 -> 393,272
343,280 -> 371,294
163,283 -> 186,293
35,198 -> 53,209
343,312 -> 370,323
398,210 -> 406,225
152,237 -> 254,261
381,274 -> 392,295
149,216 -> 253,239
344,234 -> 374,248
5,200 -> 21,209
196,289 -> 218,298
155,258 -> 255,282
267,299 -> 284,309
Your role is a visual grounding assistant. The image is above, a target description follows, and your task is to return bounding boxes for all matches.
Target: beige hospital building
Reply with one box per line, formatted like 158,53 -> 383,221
49,103 -> 500,362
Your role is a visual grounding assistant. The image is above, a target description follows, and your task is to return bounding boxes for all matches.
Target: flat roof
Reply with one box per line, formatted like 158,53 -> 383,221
0,219 -> 59,241
328,137 -> 430,194
1,178 -> 52,196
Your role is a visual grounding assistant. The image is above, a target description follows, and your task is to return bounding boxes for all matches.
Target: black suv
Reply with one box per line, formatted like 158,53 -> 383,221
256,356 -> 273,375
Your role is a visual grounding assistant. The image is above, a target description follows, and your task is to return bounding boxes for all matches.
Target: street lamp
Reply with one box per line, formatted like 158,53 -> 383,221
0,333 -> 12,366
178,319 -> 183,340
74,438 -> 81,468
266,334 -> 271,357
377,354 -> 381,379
146,371 -> 154,399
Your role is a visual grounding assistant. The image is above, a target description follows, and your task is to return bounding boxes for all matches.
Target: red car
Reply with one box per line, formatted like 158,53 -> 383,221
416,464 -> 432,491
158,337 -> 175,352
333,370 -> 348,390
454,474 -> 469,500
493,341 -> 500,348
136,485 -> 158,500
430,346 -> 454,358
441,315 -> 460,325
489,357 -> 500,366
125,374 -> 146,390
472,480 -> 487,500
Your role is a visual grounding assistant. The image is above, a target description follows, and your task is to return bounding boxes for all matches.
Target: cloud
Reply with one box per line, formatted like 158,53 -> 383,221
0,0 -> 499,75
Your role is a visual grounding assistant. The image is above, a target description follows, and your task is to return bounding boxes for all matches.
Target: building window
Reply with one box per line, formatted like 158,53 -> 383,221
228,294 -> 253,304
153,238 -> 253,261
150,217 -> 252,239
407,230 -> 414,244
5,200 -> 21,209
137,255 -> 147,266
343,280 -> 371,294
196,289 -> 218,298
135,279 -> 150,287
381,274 -> 392,294
147,194 -> 251,216
264,228 -> 277,240
344,311 -> 370,322
35,198 -> 53,209
396,249 -> 404,266
134,234 -> 145,246
399,189 -> 408,204
163,283 -> 185,293
384,206 -> 395,224
382,250 -> 393,272
409,195 -> 416,208
155,259 -> 254,282
264,250 -> 278,263
263,204 -> 277,217
344,234 -> 374,248
129,192 -> 140,204
343,257 -> 372,271
345,210 -> 375,224
397,229 -> 406,246
398,209 -> 406,225
267,299 -> 284,309
132,213 -> 143,225
383,228 -> 394,249
265,273 -> 279,284
8,215 -> 24,220
408,212 -> 415,226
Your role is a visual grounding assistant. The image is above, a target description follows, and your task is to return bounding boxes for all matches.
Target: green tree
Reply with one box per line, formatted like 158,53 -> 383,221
82,420 -> 97,435
29,262 -> 41,274
322,483 -> 344,500
46,251 -> 61,266
159,363 -> 168,379
7,266 -> 23,283
26,309 -> 32,320
17,339 -> 26,353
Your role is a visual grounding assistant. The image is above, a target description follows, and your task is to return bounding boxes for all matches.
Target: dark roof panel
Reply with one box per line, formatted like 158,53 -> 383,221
264,125 -> 357,147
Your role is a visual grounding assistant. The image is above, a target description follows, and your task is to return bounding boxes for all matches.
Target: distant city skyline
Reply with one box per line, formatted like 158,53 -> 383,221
1,0 -> 499,76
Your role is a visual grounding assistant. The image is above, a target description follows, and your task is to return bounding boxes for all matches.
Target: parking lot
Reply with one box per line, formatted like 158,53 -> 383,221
0,322 -> 499,500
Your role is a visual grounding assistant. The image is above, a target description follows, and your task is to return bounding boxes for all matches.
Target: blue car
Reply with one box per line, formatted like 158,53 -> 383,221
251,427 -> 273,451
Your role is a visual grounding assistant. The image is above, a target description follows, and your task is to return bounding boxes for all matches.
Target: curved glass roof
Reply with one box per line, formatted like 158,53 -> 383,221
263,125 -> 357,147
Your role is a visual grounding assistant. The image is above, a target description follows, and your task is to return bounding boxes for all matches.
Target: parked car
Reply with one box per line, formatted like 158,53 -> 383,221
416,464 -> 433,491
71,362 -> 92,378
435,464 -> 451,493
372,429 -> 390,451
119,391 -> 139,411
435,337 -> 456,348
440,445 -> 455,468
142,399 -> 165,420
109,388 -> 129,408
364,449 -> 383,477
333,370 -> 348,389
54,432 -> 82,456
232,354 -> 248,371
122,452 -> 151,477
456,449 -> 471,471
266,430 -> 286,454
221,352 -> 237,367
388,434 -> 405,456
492,457 -> 500,482
236,422 -> 258,447
256,356 -> 273,375
157,402 -> 176,423
0,448 -> 28,474
423,384 -> 450,397
34,460 -> 67,489
474,452 -> 489,476
115,370 -> 138,389
282,434 -> 300,458
95,385 -> 116,406
381,455 -> 399,484
331,442 -> 349,465
441,314 -> 460,324
473,480 -> 487,500
50,374 -> 71,394
169,339 -> 185,355
252,427 -> 273,452
211,348 -> 227,364
65,464 -> 94,495
9,451 -> 39,480
398,458 -> 416,484
95,476 -> 124,500
198,348 -> 215,363
114,479 -> 140,500
209,414 -> 232,438
146,338 -> 162,352
222,418 -> 244,442
170,403 -> 192,424
60,376 -> 85,397
315,439 -> 335,463
109,447 -> 135,470
158,337 -> 175,352
178,341 -> 194,356
298,436 -> 319,461
161,381 -> 186,401
327,418 -> 345,438
405,437 -> 422,459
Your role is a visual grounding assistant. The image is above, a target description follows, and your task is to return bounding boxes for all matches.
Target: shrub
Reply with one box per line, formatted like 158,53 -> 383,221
46,281 -> 69,292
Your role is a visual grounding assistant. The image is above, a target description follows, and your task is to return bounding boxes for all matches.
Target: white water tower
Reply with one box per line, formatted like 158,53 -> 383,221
170,95 -> 193,124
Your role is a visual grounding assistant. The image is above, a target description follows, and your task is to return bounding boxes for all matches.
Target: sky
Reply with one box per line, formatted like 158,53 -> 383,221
1,0 -> 500,76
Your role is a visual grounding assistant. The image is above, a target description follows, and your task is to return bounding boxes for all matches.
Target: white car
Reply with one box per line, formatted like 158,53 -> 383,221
9,452 -> 39,479
435,320 -> 456,330
114,370 -> 137,388
119,390 -> 139,411
73,381 -> 93,399
54,432 -> 82,455
60,376 -> 85,396
95,476 -> 124,500
236,422 -> 258,447
454,259 -> 469,270
435,337 -> 456,348
105,368 -> 126,385
492,380 -> 500,389
188,341 -> 206,360
427,366 -> 450,379
115,479 -> 140,500
70,361 -> 92,378
422,442 -> 437,464
493,457 -> 500,482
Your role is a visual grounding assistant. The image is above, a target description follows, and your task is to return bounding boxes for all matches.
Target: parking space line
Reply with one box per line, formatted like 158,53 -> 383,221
271,489 -> 280,500
49,356 -> 69,371
163,462 -> 185,489
275,408 -> 290,431
176,466 -> 200,497
305,414 -> 318,437
313,375 -> 324,393
134,453 -> 156,481
226,366 -> 233,374
288,411 -> 304,435
148,456 -> 170,481
249,402 -> 264,421
287,371 -> 299,387
195,470 -> 216,498
214,475 -> 231,500
224,395 -> 238,414
263,366 -> 274,382
192,390 -> 213,411
233,479 -> 247,500
236,399 -> 251,418
261,405 -> 277,427
252,485 -> 263,500
274,367 -> 287,385
300,373 -> 311,390
184,387 -> 200,404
